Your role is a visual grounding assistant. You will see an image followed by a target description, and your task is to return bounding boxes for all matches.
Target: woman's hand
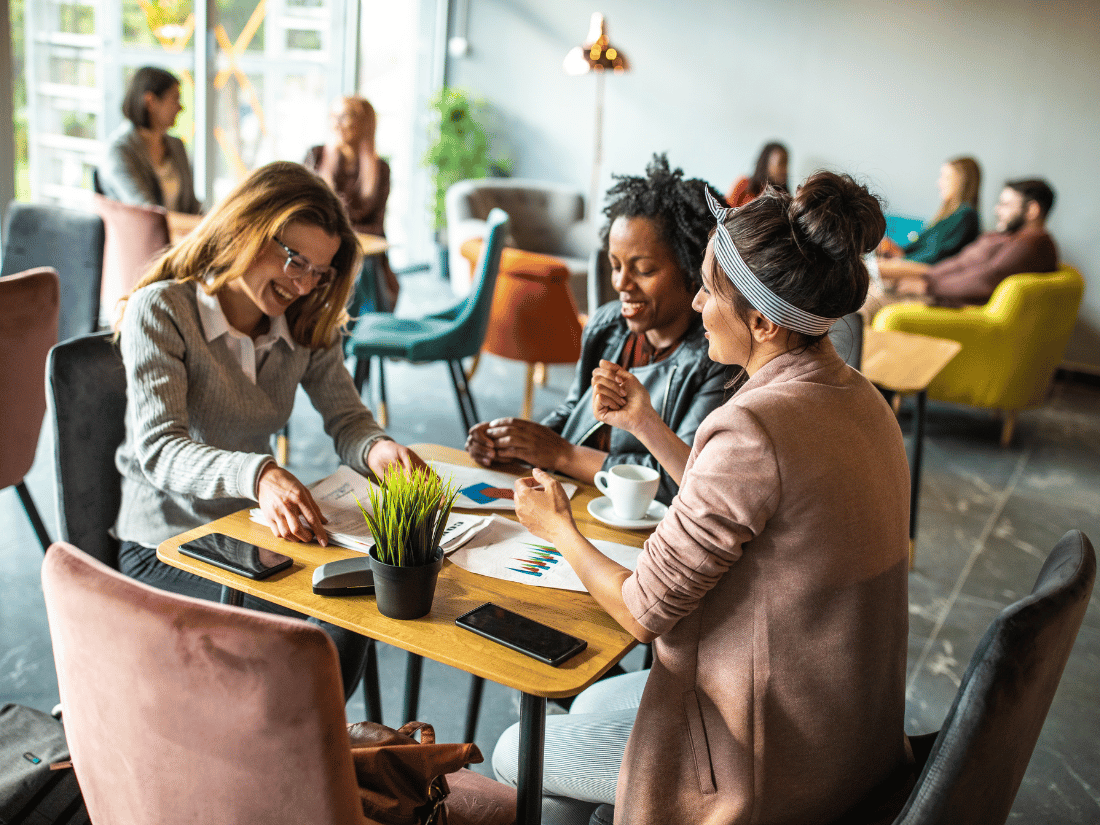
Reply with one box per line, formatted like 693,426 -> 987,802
477,418 -> 573,471
257,463 -> 328,545
591,360 -> 657,437
514,468 -> 578,545
366,439 -> 429,479
465,421 -> 497,467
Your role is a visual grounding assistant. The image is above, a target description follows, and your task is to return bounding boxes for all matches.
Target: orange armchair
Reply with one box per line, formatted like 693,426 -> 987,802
462,240 -> 583,419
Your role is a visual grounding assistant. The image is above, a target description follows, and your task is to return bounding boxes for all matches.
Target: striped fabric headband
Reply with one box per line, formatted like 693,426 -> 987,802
704,187 -> 837,336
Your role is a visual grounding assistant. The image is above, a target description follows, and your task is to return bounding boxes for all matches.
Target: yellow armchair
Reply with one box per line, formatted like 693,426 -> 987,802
872,265 -> 1085,445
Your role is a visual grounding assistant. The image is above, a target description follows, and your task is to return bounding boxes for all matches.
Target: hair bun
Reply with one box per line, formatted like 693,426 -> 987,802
788,172 -> 885,260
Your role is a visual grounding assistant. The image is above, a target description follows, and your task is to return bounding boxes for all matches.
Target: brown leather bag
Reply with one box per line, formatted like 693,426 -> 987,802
348,720 -> 483,825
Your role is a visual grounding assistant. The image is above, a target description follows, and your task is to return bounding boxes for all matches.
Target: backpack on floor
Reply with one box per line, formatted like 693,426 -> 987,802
0,703 -> 88,825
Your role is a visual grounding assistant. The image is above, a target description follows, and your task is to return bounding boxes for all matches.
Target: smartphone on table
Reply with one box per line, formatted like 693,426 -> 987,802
455,602 -> 587,666
179,533 -> 293,580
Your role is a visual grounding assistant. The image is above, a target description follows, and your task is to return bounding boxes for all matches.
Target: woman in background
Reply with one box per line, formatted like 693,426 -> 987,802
99,66 -> 201,214
725,141 -> 789,207
465,154 -> 728,507
304,95 -> 399,310
499,173 -> 913,824
878,156 -> 981,273
113,161 -> 425,697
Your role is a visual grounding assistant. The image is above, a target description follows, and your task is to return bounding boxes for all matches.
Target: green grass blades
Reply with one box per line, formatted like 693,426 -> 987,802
360,466 -> 459,567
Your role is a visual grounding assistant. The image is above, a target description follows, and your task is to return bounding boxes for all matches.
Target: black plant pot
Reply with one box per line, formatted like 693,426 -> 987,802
369,548 -> 444,620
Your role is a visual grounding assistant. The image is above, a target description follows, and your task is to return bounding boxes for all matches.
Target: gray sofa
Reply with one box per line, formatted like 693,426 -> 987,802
444,178 -> 601,312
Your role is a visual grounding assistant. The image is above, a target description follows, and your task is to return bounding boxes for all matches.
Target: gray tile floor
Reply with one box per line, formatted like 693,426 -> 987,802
3,270 -> 1098,821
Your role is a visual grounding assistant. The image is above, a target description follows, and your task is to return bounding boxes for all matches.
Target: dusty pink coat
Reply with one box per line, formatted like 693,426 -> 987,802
620,342 -> 912,825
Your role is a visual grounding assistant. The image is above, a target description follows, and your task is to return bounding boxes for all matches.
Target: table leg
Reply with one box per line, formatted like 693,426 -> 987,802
517,692 -> 546,825
403,653 -> 423,722
908,390 -> 927,570
464,675 -> 485,743
219,585 -> 243,606
363,640 -> 383,723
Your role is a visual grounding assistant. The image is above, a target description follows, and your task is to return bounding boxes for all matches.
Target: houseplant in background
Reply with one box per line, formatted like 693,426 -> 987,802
357,466 -> 459,619
422,87 -> 510,278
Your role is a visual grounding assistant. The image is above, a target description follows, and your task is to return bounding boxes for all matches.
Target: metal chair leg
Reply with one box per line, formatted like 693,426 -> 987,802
377,358 -> 388,428
15,481 -> 51,552
353,355 -> 371,398
448,360 -> 478,431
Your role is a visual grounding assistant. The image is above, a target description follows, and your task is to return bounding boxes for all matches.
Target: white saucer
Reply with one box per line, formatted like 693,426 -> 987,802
587,497 -> 668,529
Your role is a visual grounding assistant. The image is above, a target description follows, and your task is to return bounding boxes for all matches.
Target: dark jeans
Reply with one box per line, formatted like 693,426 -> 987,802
119,541 -> 368,700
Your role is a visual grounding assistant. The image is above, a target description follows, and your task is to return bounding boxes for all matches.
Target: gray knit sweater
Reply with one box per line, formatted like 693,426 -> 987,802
114,280 -> 386,548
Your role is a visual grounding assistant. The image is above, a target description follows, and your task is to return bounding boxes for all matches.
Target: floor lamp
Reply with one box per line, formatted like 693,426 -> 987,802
563,13 -> 630,219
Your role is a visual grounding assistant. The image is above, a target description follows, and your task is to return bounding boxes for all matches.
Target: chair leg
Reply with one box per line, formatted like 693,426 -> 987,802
15,481 -> 51,552
377,358 -> 388,428
353,355 -> 371,398
448,360 -> 478,432
465,352 -> 481,381
522,363 -> 536,420
1001,411 -> 1017,447
276,425 -> 290,466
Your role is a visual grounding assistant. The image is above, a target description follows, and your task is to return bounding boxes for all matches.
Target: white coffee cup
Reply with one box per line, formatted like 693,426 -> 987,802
594,464 -> 660,521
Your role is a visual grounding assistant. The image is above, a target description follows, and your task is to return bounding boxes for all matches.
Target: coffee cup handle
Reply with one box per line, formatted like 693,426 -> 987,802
594,471 -> 611,496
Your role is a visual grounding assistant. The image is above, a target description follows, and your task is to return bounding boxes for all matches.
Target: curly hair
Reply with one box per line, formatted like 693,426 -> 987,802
600,153 -> 723,292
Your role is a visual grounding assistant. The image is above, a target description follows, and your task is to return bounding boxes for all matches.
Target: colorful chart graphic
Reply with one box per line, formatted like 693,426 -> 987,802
508,544 -> 562,578
459,482 -> 515,504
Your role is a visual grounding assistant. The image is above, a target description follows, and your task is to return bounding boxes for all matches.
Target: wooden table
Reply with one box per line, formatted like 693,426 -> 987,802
158,445 -> 644,825
861,328 -> 962,567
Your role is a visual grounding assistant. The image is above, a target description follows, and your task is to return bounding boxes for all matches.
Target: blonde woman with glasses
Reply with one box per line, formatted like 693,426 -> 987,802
112,161 -> 425,698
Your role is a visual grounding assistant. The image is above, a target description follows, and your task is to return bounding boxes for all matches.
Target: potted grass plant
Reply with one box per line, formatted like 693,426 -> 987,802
357,466 -> 459,619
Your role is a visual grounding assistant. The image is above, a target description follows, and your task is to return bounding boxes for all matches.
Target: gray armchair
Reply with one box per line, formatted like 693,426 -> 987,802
445,178 -> 598,312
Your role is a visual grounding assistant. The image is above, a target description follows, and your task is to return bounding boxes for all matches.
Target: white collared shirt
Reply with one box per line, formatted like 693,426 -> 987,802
194,282 -> 293,383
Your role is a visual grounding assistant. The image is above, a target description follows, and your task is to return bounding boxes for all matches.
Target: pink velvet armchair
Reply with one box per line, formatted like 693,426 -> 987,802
42,541 -> 515,825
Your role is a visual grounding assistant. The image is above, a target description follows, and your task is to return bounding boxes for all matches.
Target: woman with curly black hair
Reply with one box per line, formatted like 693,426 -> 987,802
465,154 -> 728,505
506,172 -> 912,825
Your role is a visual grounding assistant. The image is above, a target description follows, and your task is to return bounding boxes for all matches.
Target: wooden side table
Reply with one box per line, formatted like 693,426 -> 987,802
862,328 -> 962,568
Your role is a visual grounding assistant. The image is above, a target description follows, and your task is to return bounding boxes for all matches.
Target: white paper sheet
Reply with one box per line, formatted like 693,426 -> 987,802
446,515 -> 644,592
249,465 -> 491,554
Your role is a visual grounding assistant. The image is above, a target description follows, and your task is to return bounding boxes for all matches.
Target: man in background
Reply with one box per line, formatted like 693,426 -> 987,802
869,178 -> 1057,314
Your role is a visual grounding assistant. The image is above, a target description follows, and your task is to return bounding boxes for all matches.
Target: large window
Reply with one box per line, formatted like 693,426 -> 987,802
14,0 -> 436,265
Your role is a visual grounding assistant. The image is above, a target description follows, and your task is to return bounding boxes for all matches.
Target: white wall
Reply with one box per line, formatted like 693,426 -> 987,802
447,0 -> 1100,372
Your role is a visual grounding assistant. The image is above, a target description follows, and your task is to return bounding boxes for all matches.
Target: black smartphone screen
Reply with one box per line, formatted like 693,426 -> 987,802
179,533 -> 293,580
455,603 -> 587,666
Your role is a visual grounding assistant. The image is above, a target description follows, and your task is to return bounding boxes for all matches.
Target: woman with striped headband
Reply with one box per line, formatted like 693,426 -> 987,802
506,172 -> 913,824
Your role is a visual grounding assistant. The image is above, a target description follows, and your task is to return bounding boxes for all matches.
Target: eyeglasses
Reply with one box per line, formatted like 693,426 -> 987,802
272,237 -> 338,287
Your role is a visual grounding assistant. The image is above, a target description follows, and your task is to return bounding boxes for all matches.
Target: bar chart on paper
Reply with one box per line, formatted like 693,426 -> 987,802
447,516 -> 643,592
